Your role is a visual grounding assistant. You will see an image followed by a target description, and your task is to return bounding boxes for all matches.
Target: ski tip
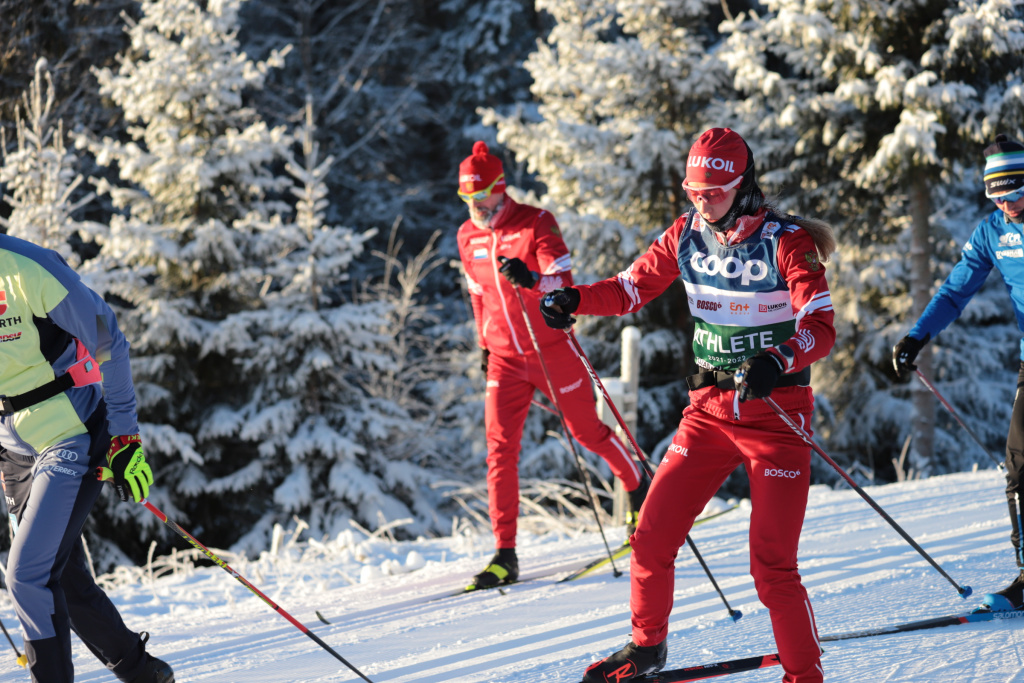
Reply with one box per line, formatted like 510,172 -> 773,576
959,585 -> 973,599
315,610 -> 331,625
730,609 -> 743,622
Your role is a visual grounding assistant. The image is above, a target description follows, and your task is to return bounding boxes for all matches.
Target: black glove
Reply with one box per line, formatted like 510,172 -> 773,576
480,348 -> 490,374
498,257 -> 537,289
892,333 -> 929,378
734,351 -> 784,402
540,287 -> 580,329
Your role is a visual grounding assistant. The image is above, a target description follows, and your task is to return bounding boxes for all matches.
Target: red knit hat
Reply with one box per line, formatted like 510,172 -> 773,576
685,128 -> 750,186
459,141 -> 506,195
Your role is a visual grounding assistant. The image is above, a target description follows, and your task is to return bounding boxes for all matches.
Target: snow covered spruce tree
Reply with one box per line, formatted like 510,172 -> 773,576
76,0 -> 469,558
74,0 -> 294,554
717,0 -> 1024,478
482,0 -> 733,452
486,0 -> 729,280
0,59 -> 105,263
206,104 -> 461,552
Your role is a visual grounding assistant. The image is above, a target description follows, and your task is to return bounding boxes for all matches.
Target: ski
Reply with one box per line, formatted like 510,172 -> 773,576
575,608 -> 1024,682
820,606 -> 1024,641
443,577 -> 537,599
559,504 -> 741,583
626,653 -> 781,682
558,541 -> 633,583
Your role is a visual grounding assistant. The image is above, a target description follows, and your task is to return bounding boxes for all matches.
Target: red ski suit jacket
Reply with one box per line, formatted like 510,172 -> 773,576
576,210 -> 835,420
457,197 -> 573,357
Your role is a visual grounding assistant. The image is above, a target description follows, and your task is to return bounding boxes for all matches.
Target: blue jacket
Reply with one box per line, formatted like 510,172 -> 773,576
911,209 -> 1024,359
0,234 -> 138,455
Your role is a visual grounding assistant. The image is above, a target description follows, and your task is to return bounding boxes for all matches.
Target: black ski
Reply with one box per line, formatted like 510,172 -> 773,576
630,653 -> 781,682
443,577 -> 536,599
578,608 -> 1024,682
821,606 -> 1024,641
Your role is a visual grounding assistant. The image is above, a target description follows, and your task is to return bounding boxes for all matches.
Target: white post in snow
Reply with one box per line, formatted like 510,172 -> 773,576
596,326 -> 641,526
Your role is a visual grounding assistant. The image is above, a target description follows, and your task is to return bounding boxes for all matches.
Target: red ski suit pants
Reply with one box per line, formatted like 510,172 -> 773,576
485,341 -> 640,548
631,404 -> 823,683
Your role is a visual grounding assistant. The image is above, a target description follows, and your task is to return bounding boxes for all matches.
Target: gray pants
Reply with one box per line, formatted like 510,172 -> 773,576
1,405 -> 149,683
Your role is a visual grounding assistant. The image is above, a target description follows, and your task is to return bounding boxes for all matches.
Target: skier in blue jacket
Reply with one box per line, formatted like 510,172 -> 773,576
0,233 -> 173,682
893,134 -> 1024,612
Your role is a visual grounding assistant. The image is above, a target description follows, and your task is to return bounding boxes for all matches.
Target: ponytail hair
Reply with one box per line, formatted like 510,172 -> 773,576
787,216 -> 837,263
766,202 -> 837,263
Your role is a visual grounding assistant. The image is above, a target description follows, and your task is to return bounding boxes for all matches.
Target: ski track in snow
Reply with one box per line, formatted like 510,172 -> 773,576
1,470 -> 1023,682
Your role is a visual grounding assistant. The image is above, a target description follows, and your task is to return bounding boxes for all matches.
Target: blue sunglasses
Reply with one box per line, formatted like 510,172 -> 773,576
992,188 -> 1024,205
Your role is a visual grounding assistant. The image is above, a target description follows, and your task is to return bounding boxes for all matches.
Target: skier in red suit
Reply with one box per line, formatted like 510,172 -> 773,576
542,129 -> 837,683
455,141 -> 648,590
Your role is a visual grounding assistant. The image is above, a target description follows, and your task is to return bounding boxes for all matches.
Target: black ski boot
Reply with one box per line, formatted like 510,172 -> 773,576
978,569 -> 1024,612
582,640 -> 667,682
129,656 -> 174,683
625,476 -> 650,536
467,548 -> 518,590
129,632 -> 174,683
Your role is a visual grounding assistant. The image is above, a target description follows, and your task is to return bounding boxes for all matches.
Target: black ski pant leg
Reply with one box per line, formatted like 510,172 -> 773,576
12,444 -> 99,683
1005,361 -> 1024,567
65,406 -> 149,682
64,539 -> 148,682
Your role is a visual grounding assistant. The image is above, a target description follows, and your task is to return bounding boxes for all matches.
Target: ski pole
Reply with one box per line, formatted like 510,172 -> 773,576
506,279 -> 622,577
142,500 -> 375,682
531,397 -> 559,418
763,396 -> 973,599
564,330 -> 654,479
0,618 -> 26,667
685,536 -> 742,621
1017,493 -> 1024,567
915,369 -> 1004,471
562,328 -> 740,621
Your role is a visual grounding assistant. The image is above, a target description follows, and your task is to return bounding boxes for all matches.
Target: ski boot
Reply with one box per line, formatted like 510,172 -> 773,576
976,569 -> 1024,612
130,656 -> 174,683
128,632 -> 174,683
582,639 -> 667,682
467,548 -> 518,591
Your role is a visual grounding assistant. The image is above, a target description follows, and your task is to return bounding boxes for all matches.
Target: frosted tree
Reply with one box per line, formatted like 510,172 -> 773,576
484,0 -> 731,280
477,0 -> 732,454
74,0 -> 298,549
202,102 -> 464,553
717,0 -> 1024,476
0,58 -> 105,263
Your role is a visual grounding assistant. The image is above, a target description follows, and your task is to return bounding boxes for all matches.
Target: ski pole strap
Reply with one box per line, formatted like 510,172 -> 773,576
686,366 -> 810,391
0,349 -> 102,416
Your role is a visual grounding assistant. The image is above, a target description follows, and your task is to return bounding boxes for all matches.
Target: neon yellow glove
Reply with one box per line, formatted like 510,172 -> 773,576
96,434 -> 153,503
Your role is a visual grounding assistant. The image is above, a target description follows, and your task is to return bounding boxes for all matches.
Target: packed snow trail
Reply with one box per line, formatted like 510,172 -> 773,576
0,470 -> 1019,682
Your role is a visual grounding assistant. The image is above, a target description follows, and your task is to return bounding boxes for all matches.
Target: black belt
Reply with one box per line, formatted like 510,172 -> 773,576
686,366 -> 811,391
0,373 -> 76,416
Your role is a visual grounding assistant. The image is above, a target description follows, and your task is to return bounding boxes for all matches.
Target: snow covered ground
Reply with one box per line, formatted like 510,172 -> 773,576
0,469 -> 1021,683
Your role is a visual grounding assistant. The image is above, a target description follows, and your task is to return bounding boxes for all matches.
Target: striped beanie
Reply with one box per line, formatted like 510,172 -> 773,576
983,134 -> 1024,198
